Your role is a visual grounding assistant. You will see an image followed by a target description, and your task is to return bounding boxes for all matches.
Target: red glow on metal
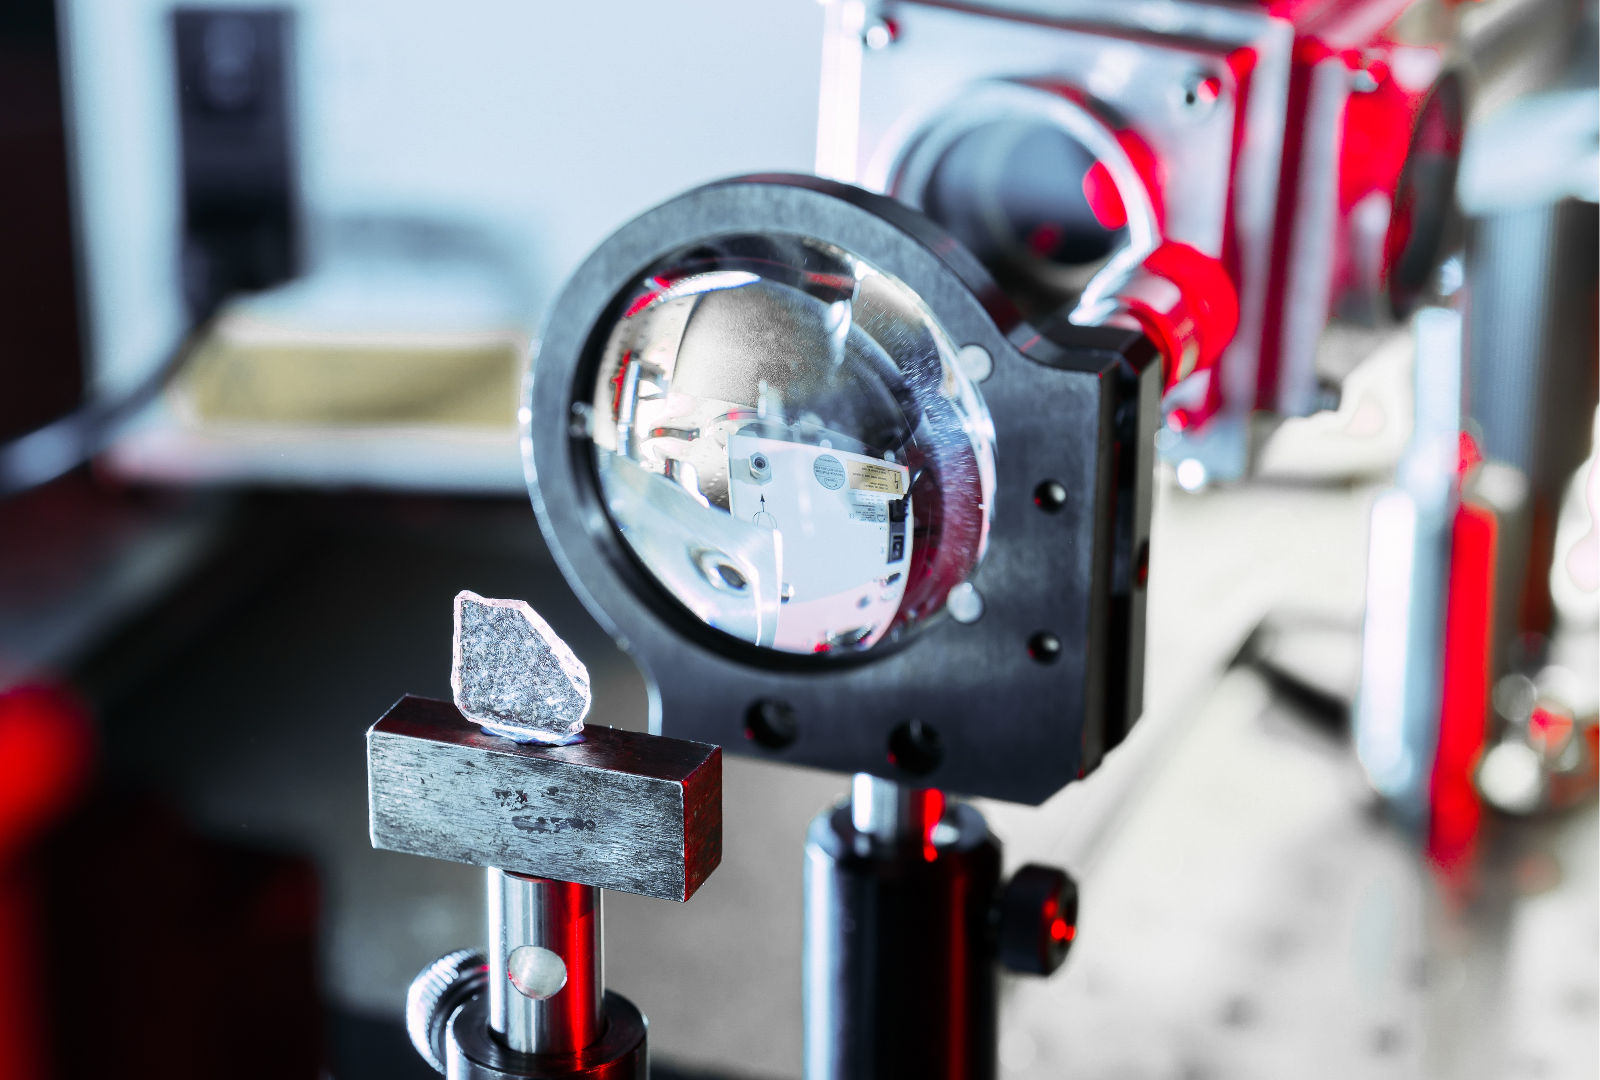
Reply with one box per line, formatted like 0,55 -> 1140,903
1191,43 -> 1257,434
806,272 -> 859,293
919,788 -> 945,863
1114,129 -> 1166,233
621,288 -> 663,319
1428,500 -> 1497,876
1049,917 -> 1076,943
1338,61 -> 1414,211
1039,87 -> 1165,229
1255,1 -> 1443,412
1458,431 -> 1483,475
0,683 -> 94,1080
1118,242 -> 1240,389
1082,162 -> 1128,231
1024,3 -> 1445,431
1255,34 -> 1322,409
1227,45 -> 1259,80
1529,705 -> 1576,755
0,684 -> 93,860
608,350 -> 632,417
1150,242 -> 1239,372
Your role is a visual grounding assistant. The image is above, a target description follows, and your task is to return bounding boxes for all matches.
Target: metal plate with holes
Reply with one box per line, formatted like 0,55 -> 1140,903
819,0 -> 1293,432
367,695 -> 721,901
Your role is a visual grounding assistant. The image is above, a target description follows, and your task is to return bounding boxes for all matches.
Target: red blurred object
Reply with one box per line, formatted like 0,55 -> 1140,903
1256,1 -> 1448,411
1428,497 -> 1497,876
1121,0 -> 1448,424
0,684 -> 93,1080
1528,704 -> 1576,755
0,683 -> 322,1079
1076,1 -> 1447,427
0,684 -> 94,861
917,788 -> 945,863
1111,241 -> 1241,389
1458,430 -> 1484,475
830,0 -> 1466,447
1081,162 -> 1127,231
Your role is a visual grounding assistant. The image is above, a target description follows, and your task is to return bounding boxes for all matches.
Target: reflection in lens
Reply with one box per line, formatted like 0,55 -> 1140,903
588,235 -> 996,657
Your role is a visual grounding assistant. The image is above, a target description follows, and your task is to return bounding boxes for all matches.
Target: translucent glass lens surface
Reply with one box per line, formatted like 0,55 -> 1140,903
587,234 -> 996,656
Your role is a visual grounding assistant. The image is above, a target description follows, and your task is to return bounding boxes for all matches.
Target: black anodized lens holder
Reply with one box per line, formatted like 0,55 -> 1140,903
526,174 -> 1158,805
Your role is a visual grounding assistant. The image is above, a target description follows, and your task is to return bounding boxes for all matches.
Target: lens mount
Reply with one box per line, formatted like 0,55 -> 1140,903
526,174 -> 1157,803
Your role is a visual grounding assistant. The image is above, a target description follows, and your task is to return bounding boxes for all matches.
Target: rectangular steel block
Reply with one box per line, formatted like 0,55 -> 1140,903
367,695 -> 721,902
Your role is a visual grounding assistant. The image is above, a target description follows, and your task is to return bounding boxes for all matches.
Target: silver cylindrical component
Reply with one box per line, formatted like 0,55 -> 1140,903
805,794 -> 1000,1079
486,869 -> 604,1055
849,773 -> 944,844
850,773 -> 904,840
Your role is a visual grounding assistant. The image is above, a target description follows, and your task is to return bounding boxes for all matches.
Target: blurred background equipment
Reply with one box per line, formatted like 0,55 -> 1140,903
0,5 -> 302,497
56,0 -> 825,493
815,0 -> 1493,480
0,0 -> 1594,1078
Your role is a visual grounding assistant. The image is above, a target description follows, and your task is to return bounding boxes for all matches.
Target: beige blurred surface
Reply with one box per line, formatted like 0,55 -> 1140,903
175,317 -> 525,428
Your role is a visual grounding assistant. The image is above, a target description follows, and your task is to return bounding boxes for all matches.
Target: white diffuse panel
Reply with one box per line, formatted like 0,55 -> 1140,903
726,429 -> 911,653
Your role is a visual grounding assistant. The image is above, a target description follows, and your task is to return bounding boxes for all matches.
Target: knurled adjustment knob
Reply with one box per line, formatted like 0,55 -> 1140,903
996,864 -> 1078,976
406,948 -> 489,1074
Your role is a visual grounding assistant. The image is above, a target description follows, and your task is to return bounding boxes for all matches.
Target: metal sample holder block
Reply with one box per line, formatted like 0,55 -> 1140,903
368,694 -> 722,1079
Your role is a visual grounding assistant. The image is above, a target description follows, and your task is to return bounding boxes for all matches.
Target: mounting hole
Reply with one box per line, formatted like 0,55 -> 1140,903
745,699 -> 797,749
693,548 -> 750,594
1034,480 -> 1067,512
887,719 -> 943,776
507,945 -> 567,1000
1028,632 -> 1063,664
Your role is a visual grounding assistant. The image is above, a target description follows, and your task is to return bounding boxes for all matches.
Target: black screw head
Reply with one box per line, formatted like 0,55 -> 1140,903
1028,631 -> 1063,664
887,719 -> 943,776
1034,480 -> 1068,512
996,864 -> 1079,976
745,699 -> 797,749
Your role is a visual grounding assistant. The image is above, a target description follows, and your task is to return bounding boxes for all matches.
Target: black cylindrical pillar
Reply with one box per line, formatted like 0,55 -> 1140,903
803,796 -> 1002,1080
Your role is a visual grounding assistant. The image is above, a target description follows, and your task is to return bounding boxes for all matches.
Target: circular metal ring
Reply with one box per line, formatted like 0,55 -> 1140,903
446,990 -> 647,1079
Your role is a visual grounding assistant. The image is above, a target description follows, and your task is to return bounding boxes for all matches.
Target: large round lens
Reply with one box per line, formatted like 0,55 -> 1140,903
586,234 -> 996,656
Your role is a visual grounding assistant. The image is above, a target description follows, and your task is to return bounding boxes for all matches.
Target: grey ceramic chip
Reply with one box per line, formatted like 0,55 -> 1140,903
451,590 -> 590,743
